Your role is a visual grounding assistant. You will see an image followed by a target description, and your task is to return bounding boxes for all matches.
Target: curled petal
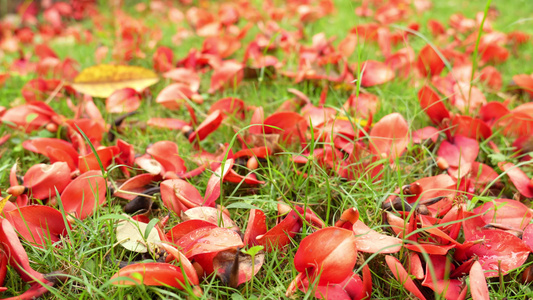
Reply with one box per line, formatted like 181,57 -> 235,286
4,205 -> 70,248
418,85 -> 450,125
188,110 -> 223,143
417,44 -> 445,77
177,227 -> 243,259
78,146 -> 119,173
156,83 -> 194,110
147,141 -> 186,175
114,174 -> 155,201
182,206 -> 239,231
0,219 -> 44,283
256,211 -> 301,252
352,220 -> 401,253
243,209 -> 267,246
166,220 -> 216,244
457,229 -> 530,277
385,256 -> 427,300
498,162 -> 533,198
369,113 -> 409,160
294,227 -> 357,285
359,60 -> 395,87
473,199 -> 532,230
160,179 -> 204,215
469,261 -> 490,300
61,170 -> 106,220
23,162 -> 71,200
111,262 -> 199,290
106,88 -> 141,113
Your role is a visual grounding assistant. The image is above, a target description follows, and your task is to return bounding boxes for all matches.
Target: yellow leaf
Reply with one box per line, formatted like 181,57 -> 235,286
0,195 -> 10,213
71,65 -> 159,98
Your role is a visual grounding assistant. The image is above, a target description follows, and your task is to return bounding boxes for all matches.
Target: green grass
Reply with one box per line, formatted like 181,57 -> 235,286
1,0 -> 533,299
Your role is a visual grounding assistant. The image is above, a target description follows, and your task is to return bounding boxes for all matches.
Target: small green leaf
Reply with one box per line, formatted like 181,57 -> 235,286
25,113 -> 38,124
242,245 -> 264,257
231,293 -> 245,300
225,202 -> 261,210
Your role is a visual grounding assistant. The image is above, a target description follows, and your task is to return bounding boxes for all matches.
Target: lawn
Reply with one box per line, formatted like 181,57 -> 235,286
1,0 -> 533,299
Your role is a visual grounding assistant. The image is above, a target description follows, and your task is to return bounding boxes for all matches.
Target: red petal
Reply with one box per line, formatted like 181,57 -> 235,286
522,224 -> 533,251
498,162 -> 533,198
409,252 -> 424,280
223,169 -> 265,185
160,243 -> 199,285
404,243 -> 456,255
362,264 -> 372,299
417,44 -> 445,77
4,205 -> 69,248
181,206 -> 239,231
106,88 -> 141,114
458,229 -> 530,277
359,60 -> 395,87
409,174 -> 456,203
147,141 -> 186,175
177,227 -> 243,259
412,126 -> 440,144
479,66 -> 502,91
208,97 -> 245,119
369,112 -> 409,160
0,219 -> 44,283
249,107 -> 265,135
208,60 -> 244,93
78,146 -> 119,173
473,199 -> 532,230
342,93 -> 379,120
294,227 -> 357,285
204,159 -> 234,206
418,85 -> 450,125
243,209 -> 267,246
263,111 -> 307,142
60,170 -> 106,220
1,104 -> 54,133
437,135 -> 479,177
67,118 -> 105,143
114,174 -> 155,200
23,138 -> 78,165
116,138 -> 135,166
479,102 -> 509,125
469,162 -> 499,190
111,262 -> 197,289
23,162 -> 71,199
155,83 -> 194,110
147,118 -> 189,130
163,68 -> 200,92
385,255 -> 427,300
188,110 -> 223,143
470,261 -> 490,300
165,220 -> 216,244
451,115 -> 492,140
352,220 -> 401,253
513,74 -> 533,98
234,146 -> 272,159
299,272 -> 364,300
421,255 -> 464,299
452,83 -> 486,114
160,179 -> 204,215
152,46 -> 174,73
256,210 -> 301,252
